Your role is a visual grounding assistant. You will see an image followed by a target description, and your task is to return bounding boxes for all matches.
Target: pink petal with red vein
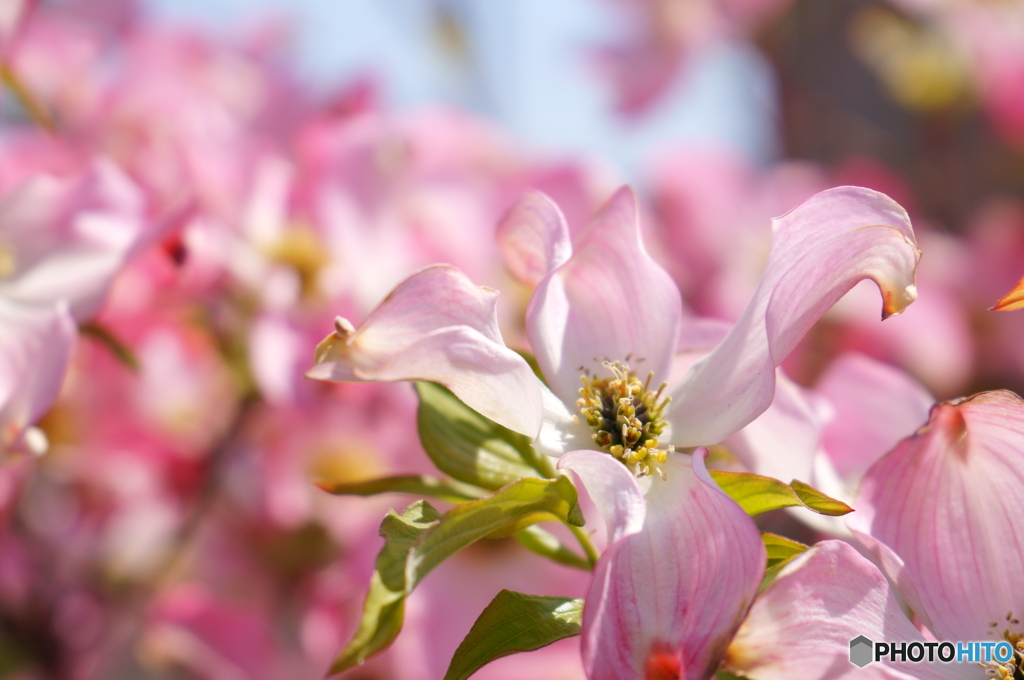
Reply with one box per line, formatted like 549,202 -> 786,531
850,391 -> 1024,643
578,451 -> 763,680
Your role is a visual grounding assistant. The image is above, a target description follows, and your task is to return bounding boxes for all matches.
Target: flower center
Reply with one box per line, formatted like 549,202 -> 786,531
576,360 -> 673,478
984,613 -> 1024,679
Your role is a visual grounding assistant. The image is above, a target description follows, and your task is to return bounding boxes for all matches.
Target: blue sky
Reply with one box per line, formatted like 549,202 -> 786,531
144,0 -> 777,180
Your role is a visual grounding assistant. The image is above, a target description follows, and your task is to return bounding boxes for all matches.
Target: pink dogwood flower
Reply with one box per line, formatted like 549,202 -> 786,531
309,185 -> 920,678
724,538 -> 936,680
846,390 -> 1024,679
0,158 -> 148,321
736,390 -> 1024,680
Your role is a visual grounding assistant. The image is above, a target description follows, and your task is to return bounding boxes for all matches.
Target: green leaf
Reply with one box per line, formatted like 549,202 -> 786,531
329,501 -> 440,675
443,590 -> 583,680
709,470 -> 803,516
515,525 -> 591,571
789,479 -> 853,516
416,382 -> 551,488
709,470 -> 854,517
762,532 -> 808,568
316,474 -> 484,504
407,476 -> 584,591
330,478 -> 584,674
760,532 -> 808,592
715,672 -> 746,680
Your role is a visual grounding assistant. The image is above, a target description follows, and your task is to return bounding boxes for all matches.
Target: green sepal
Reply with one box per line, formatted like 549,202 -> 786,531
328,501 -> 441,675
709,470 -> 852,517
515,525 -> 591,571
759,532 -> 809,592
443,590 -> 583,680
407,476 -> 585,591
316,474 -> 484,504
789,479 -> 853,516
415,382 -> 555,487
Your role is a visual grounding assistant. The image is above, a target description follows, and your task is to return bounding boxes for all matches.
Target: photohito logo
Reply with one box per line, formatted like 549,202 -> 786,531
849,636 -> 1015,667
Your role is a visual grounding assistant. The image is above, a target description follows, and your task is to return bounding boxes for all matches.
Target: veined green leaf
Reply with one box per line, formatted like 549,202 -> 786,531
328,501 -> 440,675
416,382 -> 551,488
759,532 -> 809,592
316,474 -> 484,504
709,470 -> 803,515
330,478 -> 584,674
515,525 -> 591,571
789,479 -> 853,516
709,470 -> 853,517
443,590 -> 583,680
406,476 -> 584,591
761,532 -> 808,568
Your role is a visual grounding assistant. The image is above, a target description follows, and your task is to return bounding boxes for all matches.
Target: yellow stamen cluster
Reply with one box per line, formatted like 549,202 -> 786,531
983,613 -> 1024,679
576,360 -> 673,478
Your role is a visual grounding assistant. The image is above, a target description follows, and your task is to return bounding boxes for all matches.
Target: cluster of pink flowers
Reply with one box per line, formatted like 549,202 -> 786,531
1,1 -> 1023,680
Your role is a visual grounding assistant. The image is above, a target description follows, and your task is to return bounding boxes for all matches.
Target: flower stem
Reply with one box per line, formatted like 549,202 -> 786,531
520,443 -> 558,479
570,525 -> 600,568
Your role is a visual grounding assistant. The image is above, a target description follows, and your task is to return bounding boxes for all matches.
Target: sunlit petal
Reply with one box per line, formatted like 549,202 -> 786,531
534,384 -> 593,458
496,190 -> 572,288
850,391 -> 1024,642
578,451 -> 764,680
668,187 -> 919,447
726,541 -> 965,680
527,187 -> 682,404
557,449 -> 645,544
307,264 -> 543,435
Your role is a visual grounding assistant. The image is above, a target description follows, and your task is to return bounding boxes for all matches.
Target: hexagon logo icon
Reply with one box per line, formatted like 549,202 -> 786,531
850,635 -> 874,668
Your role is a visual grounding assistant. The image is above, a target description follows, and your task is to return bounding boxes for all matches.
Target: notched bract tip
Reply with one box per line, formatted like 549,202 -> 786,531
333,316 -> 356,337
313,318 -> 355,366
881,284 -> 917,320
